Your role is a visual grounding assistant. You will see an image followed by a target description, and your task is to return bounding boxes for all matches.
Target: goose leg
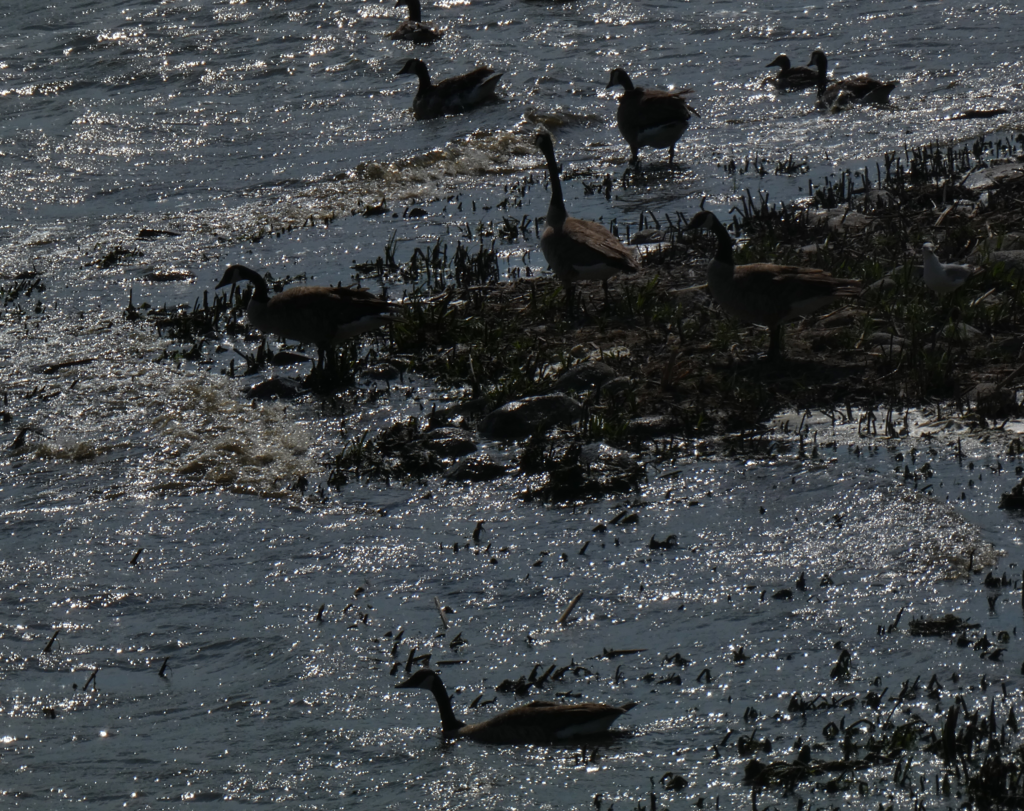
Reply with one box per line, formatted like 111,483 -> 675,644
668,144 -> 675,167
767,325 -> 784,361
564,282 -> 576,318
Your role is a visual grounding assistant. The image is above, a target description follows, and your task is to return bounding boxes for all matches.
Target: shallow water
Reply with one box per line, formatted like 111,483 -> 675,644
2,1 -> 1024,808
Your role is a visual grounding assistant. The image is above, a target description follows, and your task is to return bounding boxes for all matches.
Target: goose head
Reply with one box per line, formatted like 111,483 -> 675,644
397,58 -> 429,82
397,669 -> 443,691
807,50 -> 828,73
533,128 -> 555,156
767,55 -> 792,70
396,0 -> 424,22
606,67 -> 634,92
686,210 -> 719,232
215,264 -> 260,289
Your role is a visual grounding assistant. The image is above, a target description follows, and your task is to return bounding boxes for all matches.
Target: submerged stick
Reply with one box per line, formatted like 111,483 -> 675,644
82,667 -> 98,691
558,592 -> 583,625
434,597 -> 449,630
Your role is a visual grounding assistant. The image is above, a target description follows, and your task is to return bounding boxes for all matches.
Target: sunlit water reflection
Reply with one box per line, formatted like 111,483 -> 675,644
3,1 -> 1024,808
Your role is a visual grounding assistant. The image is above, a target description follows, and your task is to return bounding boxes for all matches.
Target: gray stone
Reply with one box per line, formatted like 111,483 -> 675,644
443,453 -> 508,482
423,427 -> 477,458
478,394 -> 584,440
552,361 -> 617,393
626,415 -> 678,438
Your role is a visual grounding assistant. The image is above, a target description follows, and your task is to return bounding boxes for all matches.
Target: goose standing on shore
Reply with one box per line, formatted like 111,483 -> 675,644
390,0 -> 443,45
922,242 -> 982,294
765,55 -> 819,90
605,68 -> 699,166
396,58 -> 502,119
809,50 -> 898,109
534,130 -> 640,314
687,211 -> 861,360
397,669 -> 636,744
215,265 -> 398,373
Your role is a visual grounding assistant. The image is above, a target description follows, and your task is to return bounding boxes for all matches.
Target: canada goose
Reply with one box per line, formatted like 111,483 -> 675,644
765,55 -> 819,90
534,129 -> 640,314
396,58 -> 502,119
687,210 -> 861,360
605,68 -> 698,166
809,50 -> 898,108
397,669 -> 636,744
215,264 -> 397,372
390,0 -> 443,45
922,242 -> 982,294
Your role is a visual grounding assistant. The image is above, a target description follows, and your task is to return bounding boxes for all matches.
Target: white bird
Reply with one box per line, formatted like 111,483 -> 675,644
921,242 -> 982,294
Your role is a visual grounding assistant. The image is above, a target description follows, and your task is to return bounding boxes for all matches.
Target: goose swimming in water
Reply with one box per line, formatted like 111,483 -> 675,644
921,242 -> 983,294
534,129 -> 640,314
396,58 -> 502,119
397,669 -> 636,744
687,210 -> 861,360
765,55 -> 819,90
808,50 -> 898,109
390,0 -> 443,45
215,264 -> 398,372
605,67 -> 699,166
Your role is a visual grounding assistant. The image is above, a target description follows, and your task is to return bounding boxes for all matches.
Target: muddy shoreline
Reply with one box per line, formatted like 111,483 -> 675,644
342,137 -> 1024,481
125,134 -> 1024,492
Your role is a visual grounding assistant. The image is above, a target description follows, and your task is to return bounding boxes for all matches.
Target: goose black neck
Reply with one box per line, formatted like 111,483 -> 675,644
709,217 -> 734,265
538,137 -> 567,224
405,0 -> 422,23
426,677 -> 466,737
412,60 -> 431,90
812,54 -> 829,93
227,264 -> 270,303
611,69 -> 634,93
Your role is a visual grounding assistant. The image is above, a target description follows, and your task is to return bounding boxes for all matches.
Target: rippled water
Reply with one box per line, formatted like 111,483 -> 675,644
2,1 -> 1024,808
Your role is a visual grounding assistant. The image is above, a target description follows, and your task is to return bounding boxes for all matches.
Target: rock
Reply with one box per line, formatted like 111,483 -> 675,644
625,415 -> 678,438
246,378 -> 302,399
552,361 -> 617,393
862,332 -> 907,349
443,453 -> 508,482
532,441 -> 644,501
976,232 -> 1024,253
580,442 -> 642,476
630,228 -> 664,245
969,250 -> 1024,274
598,376 -> 633,401
941,323 -> 983,342
478,394 -> 584,440
862,188 -> 895,208
270,350 -> 311,367
963,163 -> 1024,191
1001,477 -> 1024,509
817,311 -> 859,329
808,208 -> 876,232
142,267 -> 196,282
422,427 -> 477,458
968,384 -> 1018,420
364,364 -> 402,382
